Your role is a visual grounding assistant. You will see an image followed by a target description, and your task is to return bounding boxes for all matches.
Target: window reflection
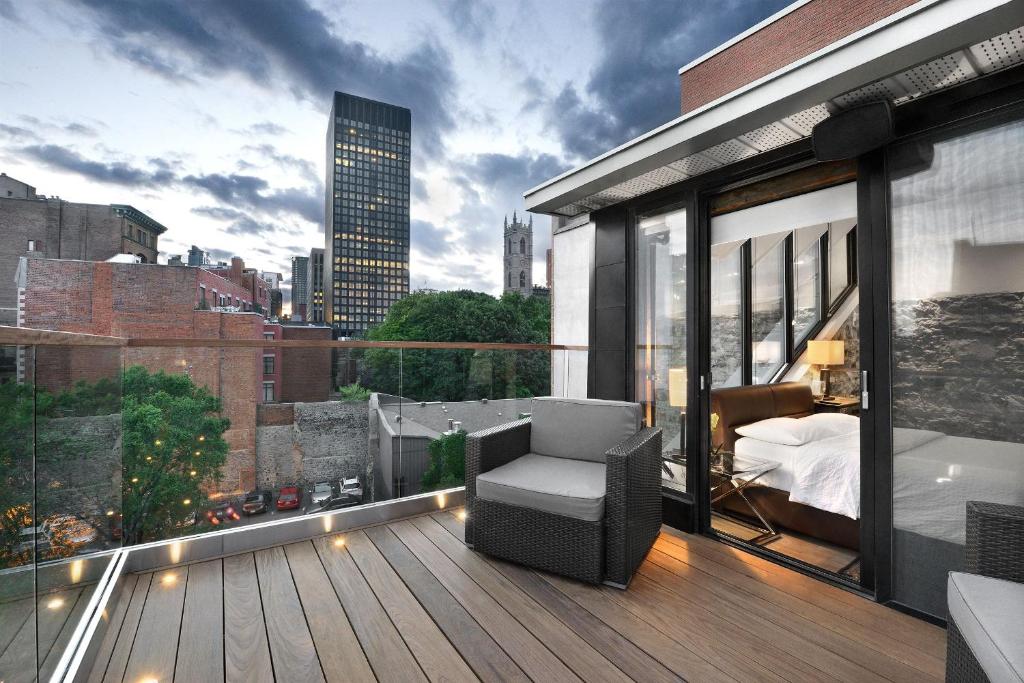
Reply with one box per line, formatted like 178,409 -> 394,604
889,117 -> 1024,618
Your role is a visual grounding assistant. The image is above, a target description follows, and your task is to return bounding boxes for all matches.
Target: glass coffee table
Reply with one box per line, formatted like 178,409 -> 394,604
710,453 -> 781,545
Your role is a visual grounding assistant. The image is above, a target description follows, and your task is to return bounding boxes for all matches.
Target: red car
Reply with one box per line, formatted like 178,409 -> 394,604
276,485 -> 301,511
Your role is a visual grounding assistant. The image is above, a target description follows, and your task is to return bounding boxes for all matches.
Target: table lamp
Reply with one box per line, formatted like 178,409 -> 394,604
668,367 -> 687,453
807,340 -> 845,400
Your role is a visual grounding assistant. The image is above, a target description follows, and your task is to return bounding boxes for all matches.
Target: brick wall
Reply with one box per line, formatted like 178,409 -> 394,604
680,0 -> 919,113
280,326 -> 333,402
0,197 -> 160,324
21,258 -> 265,494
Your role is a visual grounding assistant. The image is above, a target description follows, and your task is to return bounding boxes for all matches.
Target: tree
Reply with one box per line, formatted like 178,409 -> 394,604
361,290 -> 551,401
119,366 -> 230,545
0,382 -> 49,568
420,431 -> 466,491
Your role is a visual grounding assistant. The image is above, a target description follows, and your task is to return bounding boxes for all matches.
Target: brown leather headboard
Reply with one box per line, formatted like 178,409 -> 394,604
711,383 -> 814,452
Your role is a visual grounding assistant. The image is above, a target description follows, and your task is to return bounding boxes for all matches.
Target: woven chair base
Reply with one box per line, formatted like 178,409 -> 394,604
473,498 -> 604,584
946,618 -> 991,683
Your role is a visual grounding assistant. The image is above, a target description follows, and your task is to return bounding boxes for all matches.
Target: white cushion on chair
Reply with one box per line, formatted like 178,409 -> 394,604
530,396 -> 641,463
947,572 -> 1024,683
476,453 -> 606,521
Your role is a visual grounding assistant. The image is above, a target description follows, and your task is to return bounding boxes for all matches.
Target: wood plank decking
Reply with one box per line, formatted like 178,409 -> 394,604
86,510 -> 946,682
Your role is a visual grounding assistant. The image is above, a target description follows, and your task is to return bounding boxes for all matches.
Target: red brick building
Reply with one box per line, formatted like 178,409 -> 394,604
202,257 -> 271,315
678,0 -> 919,113
19,258 -> 267,493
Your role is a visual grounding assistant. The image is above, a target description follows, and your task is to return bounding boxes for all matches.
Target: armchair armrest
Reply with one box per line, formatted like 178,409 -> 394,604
464,418 -> 531,544
965,501 -> 1024,583
604,427 -> 662,586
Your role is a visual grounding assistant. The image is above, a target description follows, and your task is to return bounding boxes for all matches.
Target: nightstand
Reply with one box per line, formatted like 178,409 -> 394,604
814,395 -> 860,414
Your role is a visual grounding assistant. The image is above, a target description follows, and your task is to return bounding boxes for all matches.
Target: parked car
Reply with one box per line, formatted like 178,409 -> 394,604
241,490 -> 271,515
205,501 -> 240,526
311,481 -> 333,506
340,477 -> 363,503
317,494 -> 360,512
276,485 -> 301,511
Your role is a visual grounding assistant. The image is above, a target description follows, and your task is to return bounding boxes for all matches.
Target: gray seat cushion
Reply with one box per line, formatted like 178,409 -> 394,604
948,572 -> 1024,683
476,453 -> 606,521
530,396 -> 641,463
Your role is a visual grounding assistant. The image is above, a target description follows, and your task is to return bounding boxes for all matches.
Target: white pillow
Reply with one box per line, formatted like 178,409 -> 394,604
735,413 -> 858,446
802,412 -> 859,437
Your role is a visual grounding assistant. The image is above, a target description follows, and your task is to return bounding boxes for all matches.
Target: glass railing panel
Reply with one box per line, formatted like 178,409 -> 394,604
0,343 -> 39,681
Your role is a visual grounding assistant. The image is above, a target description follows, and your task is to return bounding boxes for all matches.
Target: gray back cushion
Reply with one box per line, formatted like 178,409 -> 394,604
530,397 -> 641,462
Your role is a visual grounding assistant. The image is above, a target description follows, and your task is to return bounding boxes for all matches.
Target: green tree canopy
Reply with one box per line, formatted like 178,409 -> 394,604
360,290 -> 551,401
120,366 -> 230,545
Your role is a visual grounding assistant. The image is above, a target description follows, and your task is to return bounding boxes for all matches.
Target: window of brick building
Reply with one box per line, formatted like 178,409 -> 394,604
262,381 -> 275,402
263,355 -> 274,375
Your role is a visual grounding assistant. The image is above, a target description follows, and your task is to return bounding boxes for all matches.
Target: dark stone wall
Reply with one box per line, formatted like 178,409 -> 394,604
892,292 -> 1024,443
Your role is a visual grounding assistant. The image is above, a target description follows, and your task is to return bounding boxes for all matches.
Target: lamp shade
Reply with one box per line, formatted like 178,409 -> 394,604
807,339 -> 845,366
668,368 -> 687,408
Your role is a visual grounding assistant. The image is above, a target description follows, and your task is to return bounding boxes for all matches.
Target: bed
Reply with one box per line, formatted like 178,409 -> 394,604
713,383 -> 1024,606
711,383 -> 860,549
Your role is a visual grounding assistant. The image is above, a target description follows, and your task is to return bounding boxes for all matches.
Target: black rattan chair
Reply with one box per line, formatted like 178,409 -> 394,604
946,501 -> 1024,682
464,397 -> 662,587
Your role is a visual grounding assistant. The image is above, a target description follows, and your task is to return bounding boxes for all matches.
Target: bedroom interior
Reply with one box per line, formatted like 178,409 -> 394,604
706,171 -> 865,577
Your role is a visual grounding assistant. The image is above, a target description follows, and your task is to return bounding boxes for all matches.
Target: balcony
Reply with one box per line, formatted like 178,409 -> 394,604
81,508 -> 945,682
0,327 -> 945,681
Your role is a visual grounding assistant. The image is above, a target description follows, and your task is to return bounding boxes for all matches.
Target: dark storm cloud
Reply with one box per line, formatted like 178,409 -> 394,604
242,143 -> 318,184
0,123 -> 40,141
20,144 -> 175,187
192,206 -> 291,239
181,172 -> 321,224
410,219 -> 451,258
457,152 -> 568,204
69,0 -> 457,155
0,0 -> 19,22
547,0 -> 790,161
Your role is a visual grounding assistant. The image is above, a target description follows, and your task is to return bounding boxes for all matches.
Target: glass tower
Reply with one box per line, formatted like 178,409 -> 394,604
325,92 -> 411,338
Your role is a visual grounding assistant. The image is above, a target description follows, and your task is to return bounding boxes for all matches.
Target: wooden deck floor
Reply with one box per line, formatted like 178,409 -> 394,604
0,583 -> 97,683
87,510 -> 946,682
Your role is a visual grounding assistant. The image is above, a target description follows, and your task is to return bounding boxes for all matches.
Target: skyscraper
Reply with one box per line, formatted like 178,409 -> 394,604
325,92 -> 411,338
307,247 -> 324,323
291,255 -> 309,322
503,212 -> 533,297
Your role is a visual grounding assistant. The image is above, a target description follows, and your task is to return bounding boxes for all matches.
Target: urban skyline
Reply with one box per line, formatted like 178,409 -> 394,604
0,0 -> 788,309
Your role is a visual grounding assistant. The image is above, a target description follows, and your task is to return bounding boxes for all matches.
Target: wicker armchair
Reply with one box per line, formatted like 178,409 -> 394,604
946,501 -> 1024,682
465,397 -> 662,587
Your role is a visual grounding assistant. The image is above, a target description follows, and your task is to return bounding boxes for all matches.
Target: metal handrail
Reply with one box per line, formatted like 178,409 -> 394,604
0,326 -> 587,351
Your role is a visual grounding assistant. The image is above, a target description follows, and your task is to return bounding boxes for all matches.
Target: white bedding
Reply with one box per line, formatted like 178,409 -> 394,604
735,431 -> 860,519
735,425 -> 1024,541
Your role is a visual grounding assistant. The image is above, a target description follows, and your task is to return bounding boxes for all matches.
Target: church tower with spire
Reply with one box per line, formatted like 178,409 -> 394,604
503,211 -> 533,296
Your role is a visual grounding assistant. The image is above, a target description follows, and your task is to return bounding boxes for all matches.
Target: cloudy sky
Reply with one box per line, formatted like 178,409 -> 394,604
0,0 -> 787,307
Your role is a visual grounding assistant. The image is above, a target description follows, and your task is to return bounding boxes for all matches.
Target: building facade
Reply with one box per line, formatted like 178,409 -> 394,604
525,0 -> 1024,622
307,247 -> 324,323
202,257 -> 270,315
0,184 -> 167,324
291,255 -> 309,322
325,91 -> 411,338
260,271 -> 284,317
503,212 -> 533,296
187,245 -> 208,266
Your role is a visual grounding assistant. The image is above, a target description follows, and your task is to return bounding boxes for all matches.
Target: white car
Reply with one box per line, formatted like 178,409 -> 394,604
340,477 -> 363,503
311,482 -> 333,505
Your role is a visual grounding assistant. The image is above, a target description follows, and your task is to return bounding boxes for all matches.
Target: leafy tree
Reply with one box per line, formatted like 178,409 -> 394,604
361,290 -> 551,401
421,430 -> 466,492
337,382 -> 371,402
0,382 -> 50,568
120,366 -> 230,545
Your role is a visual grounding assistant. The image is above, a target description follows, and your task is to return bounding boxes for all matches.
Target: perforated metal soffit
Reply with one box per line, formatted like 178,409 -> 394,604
552,27 -> 1024,217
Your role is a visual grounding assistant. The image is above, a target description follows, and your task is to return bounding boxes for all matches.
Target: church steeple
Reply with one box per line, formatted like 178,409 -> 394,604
502,209 -> 533,297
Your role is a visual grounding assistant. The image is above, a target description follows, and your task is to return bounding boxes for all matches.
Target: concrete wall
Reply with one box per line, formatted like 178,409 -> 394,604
255,401 -> 371,492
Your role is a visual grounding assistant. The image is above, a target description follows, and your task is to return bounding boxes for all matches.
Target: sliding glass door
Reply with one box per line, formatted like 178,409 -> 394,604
705,176 -> 865,580
887,115 -> 1024,618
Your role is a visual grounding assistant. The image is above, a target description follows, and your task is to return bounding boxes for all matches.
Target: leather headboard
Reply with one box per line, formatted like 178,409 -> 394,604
711,383 -> 814,452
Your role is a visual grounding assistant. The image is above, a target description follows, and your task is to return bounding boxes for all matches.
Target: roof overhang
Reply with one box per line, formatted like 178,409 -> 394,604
525,0 -> 1024,216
